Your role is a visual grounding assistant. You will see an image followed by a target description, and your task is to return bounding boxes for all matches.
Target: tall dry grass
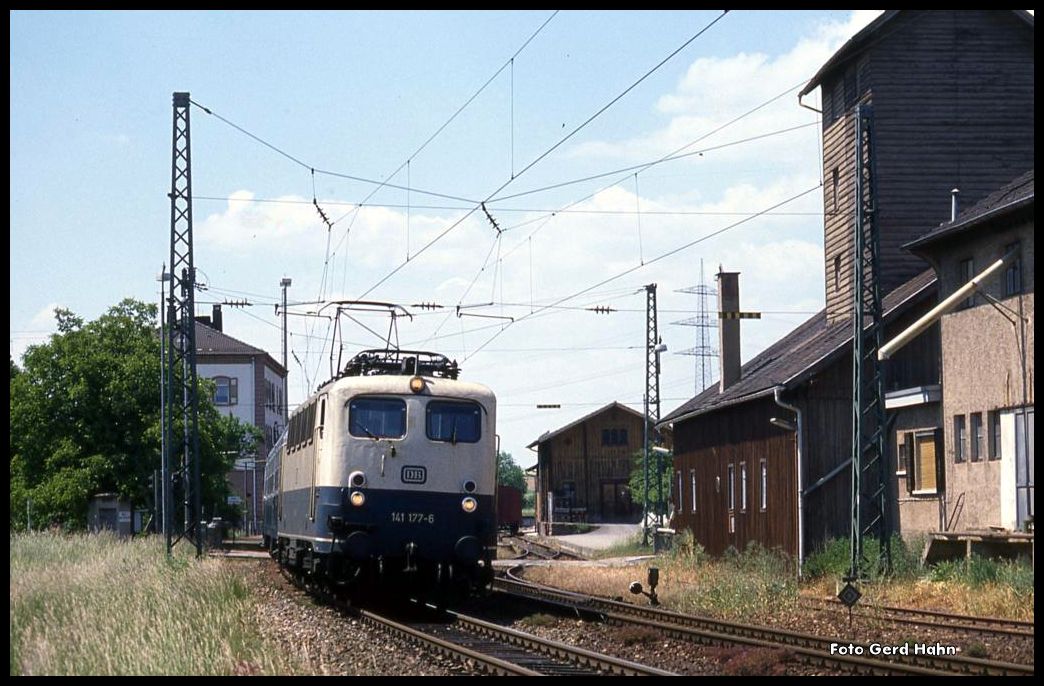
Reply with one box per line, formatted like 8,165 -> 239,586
10,531 -> 301,676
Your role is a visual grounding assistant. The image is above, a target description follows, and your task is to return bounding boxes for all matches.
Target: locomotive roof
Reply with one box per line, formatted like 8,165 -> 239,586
312,372 -> 496,406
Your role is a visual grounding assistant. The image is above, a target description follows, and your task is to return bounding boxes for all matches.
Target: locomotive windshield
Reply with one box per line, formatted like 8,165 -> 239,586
426,400 -> 481,443
348,397 -> 407,438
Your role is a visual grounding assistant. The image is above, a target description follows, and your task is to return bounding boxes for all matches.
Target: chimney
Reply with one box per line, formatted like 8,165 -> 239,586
212,304 -> 223,332
950,188 -> 960,222
717,268 -> 741,392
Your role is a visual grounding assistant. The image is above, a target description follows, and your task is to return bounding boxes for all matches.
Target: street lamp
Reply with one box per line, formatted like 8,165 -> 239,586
279,278 -> 292,426
157,267 -> 172,547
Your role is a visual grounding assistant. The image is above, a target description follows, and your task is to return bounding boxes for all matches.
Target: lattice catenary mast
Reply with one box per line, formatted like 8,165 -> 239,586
848,104 -> 890,580
165,91 -> 203,558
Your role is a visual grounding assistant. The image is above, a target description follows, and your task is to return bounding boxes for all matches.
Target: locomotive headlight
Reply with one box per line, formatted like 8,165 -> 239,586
462,480 -> 477,494
349,471 -> 366,488
461,497 -> 478,513
409,376 -> 426,393
350,491 -> 366,507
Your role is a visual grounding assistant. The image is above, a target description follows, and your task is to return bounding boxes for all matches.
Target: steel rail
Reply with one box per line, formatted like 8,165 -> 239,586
801,595 -> 1035,638
445,608 -> 677,676
496,574 -> 1033,676
355,608 -> 544,676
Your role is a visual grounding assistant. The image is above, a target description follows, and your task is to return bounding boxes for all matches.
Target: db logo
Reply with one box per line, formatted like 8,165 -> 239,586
401,466 -> 427,484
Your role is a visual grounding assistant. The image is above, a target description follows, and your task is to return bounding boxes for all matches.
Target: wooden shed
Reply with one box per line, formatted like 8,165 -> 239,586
661,271 -> 940,564
528,402 -> 651,527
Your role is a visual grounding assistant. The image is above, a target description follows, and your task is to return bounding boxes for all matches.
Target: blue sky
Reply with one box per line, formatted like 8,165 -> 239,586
11,10 -> 884,467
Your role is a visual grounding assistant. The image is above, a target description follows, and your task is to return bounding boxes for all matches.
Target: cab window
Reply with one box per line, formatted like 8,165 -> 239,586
426,400 -> 481,443
348,397 -> 407,439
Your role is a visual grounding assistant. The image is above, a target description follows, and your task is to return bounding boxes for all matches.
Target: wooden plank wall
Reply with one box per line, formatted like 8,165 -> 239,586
538,406 -> 646,521
820,10 -> 1033,322
672,397 -> 797,557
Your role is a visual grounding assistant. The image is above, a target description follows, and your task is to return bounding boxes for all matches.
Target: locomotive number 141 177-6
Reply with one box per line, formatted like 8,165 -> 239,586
390,512 -> 435,524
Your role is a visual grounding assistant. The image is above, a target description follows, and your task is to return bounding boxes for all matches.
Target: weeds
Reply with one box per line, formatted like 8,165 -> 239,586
10,530 -> 302,676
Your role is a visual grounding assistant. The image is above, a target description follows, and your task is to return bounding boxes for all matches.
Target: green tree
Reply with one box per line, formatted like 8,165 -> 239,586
497,450 -> 526,493
9,299 -> 258,530
628,447 -> 674,520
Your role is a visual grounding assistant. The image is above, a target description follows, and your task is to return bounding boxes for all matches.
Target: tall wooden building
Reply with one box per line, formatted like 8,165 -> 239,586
529,402 -> 649,527
661,10 -> 1033,567
802,9 -> 1034,323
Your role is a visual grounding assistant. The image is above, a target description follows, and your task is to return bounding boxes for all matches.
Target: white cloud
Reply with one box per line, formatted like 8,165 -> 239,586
188,12 -> 883,468
10,302 -> 61,364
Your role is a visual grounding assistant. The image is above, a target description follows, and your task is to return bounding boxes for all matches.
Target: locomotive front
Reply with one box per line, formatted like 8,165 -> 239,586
320,352 -> 497,595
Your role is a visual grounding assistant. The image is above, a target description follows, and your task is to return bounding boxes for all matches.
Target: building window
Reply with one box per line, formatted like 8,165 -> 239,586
834,255 -> 842,292
970,413 -> 982,462
901,429 -> 942,494
690,469 -> 696,514
676,471 -> 683,514
601,428 -> 628,446
896,432 -> 910,475
212,376 -> 237,406
760,460 -> 767,511
959,258 -> 975,309
560,481 -> 576,509
988,410 -> 1002,461
739,462 -> 748,512
727,464 -> 735,512
832,168 -> 840,213
954,415 -> 966,463
1005,242 -> 1022,296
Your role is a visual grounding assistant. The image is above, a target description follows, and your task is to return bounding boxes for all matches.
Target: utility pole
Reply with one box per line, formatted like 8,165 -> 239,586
158,267 -> 171,544
280,277 -> 292,427
848,104 -> 889,582
166,91 -> 203,558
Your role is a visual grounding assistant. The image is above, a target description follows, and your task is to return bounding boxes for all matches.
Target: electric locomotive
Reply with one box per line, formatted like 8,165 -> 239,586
262,349 -> 497,598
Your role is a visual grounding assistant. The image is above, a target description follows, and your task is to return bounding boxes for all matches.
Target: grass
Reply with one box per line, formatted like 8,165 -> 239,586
802,536 -> 1034,621
531,531 -> 1033,622
530,534 -> 801,622
10,530 -> 303,676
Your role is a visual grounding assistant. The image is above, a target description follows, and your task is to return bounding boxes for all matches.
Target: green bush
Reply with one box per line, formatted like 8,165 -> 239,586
802,537 -> 850,579
928,554 -> 1034,592
802,535 -> 921,581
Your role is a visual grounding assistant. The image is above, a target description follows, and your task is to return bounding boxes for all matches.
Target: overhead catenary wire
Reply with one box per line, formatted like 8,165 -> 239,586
461,183 -> 822,361
353,11 -> 730,303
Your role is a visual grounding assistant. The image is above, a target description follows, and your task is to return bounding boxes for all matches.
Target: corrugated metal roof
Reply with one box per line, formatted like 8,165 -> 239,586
527,401 -> 647,449
660,269 -> 937,426
905,170 -> 1034,251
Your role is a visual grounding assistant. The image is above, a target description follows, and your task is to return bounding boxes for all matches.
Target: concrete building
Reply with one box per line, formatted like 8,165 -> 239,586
900,171 -> 1034,532
195,307 -> 287,533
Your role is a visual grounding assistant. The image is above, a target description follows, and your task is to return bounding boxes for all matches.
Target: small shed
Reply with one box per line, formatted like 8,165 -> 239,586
88,493 -> 134,537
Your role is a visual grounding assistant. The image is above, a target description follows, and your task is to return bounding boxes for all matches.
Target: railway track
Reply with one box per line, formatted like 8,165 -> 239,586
501,535 -> 582,561
800,595 -> 1035,639
354,604 -> 676,676
496,569 -> 1034,676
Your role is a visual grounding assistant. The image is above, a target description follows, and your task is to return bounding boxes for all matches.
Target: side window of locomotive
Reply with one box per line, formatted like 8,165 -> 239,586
348,397 -> 407,439
426,400 -> 482,444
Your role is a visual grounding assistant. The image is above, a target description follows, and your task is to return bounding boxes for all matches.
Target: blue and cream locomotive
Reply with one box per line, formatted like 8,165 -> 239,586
262,349 -> 497,597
